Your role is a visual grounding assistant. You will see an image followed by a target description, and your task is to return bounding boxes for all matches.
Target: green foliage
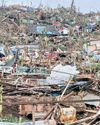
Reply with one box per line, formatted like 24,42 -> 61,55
0,115 -> 29,123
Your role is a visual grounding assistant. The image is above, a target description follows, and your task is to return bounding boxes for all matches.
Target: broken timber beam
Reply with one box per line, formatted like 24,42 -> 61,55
3,96 -> 100,105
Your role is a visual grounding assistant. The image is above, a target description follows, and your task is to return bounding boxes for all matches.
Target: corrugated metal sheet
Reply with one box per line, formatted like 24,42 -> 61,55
27,25 -> 60,35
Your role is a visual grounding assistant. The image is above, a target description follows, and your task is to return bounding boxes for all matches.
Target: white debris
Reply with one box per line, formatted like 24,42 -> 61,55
46,64 -> 79,85
83,93 -> 100,107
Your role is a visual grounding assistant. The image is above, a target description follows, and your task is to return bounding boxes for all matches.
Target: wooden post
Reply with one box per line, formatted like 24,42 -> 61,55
32,105 -> 35,125
0,85 -> 3,116
19,105 -> 22,123
1,67 -> 4,79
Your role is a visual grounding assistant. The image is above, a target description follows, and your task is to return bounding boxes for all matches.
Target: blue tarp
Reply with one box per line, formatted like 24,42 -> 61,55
0,53 -> 5,58
93,54 -> 100,61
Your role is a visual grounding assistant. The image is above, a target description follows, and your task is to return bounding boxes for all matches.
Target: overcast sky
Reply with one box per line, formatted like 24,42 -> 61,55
0,0 -> 100,13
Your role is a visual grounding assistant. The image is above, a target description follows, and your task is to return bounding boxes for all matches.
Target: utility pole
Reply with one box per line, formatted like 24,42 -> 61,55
38,0 -> 42,8
1,0 -> 5,16
70,0 -> 75,14
1,0 -> 5,7
71,0 -> 74,10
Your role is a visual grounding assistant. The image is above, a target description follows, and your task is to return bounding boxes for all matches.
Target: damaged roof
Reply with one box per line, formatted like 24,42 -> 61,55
27,24 -> 60,36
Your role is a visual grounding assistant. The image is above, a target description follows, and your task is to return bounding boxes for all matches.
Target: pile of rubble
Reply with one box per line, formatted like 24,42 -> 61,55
0,4 -> 100,125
